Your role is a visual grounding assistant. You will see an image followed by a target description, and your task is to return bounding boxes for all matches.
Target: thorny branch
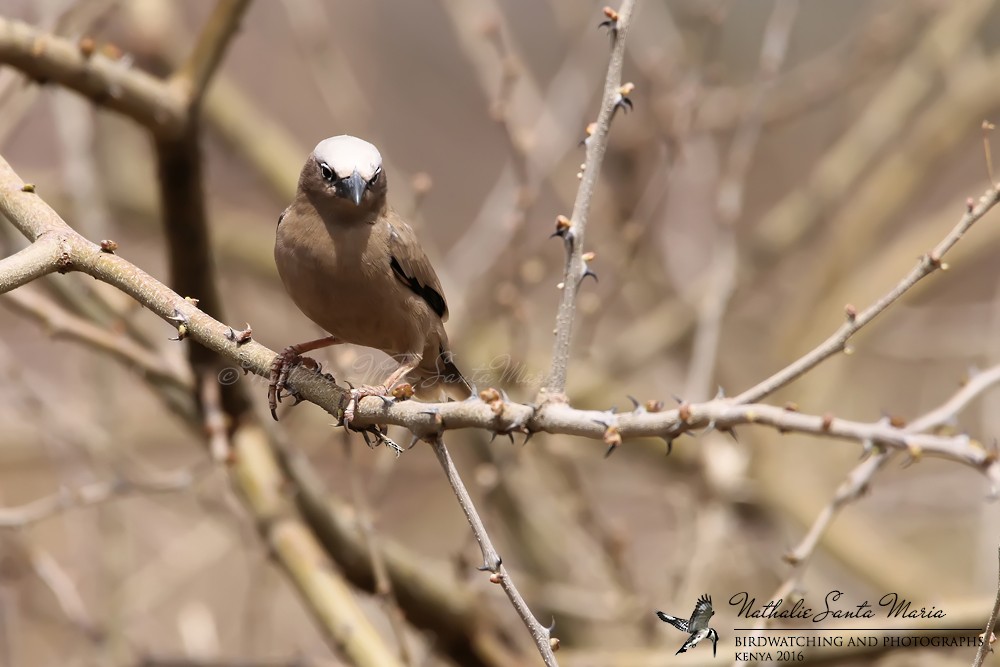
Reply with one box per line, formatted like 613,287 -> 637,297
732,363 -> 1000,667
972,547 -> 1000,667
1,148 -> 999,486
429,436 -> 560,666
735,187 -> 1000,405
545,0 -> 637,398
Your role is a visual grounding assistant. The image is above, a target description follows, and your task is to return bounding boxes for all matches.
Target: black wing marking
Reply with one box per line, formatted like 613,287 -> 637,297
655,611 -> 689,633
390,255 -> 447,319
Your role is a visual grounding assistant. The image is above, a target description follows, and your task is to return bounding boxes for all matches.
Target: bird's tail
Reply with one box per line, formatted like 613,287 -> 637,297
409,347 -> 473,401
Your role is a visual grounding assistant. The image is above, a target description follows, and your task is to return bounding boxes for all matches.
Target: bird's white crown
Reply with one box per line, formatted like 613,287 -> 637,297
313,135 -> 383,181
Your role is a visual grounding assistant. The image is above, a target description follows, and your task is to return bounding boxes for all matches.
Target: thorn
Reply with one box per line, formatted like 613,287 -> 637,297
408,434 -> 421,450
714,385 -> 726,399
226,322 -> 253,346
506,432 -> 515,445
725,428 -> 739,444
602,423 -> 622,456
672,394 -> 684,405
611,83 -> 635,117
662,437 -> 674,456
489,431 -> 498,443
522,431 -> 534,445
581,267 -> 598,284
551,214 -> 573,240
599,6 -> 620,35
545,617 -> 557,633
627,395 -> 640,410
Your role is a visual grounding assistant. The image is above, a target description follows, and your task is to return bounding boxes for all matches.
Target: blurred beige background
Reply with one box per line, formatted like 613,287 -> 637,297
1,0 -> 1000,665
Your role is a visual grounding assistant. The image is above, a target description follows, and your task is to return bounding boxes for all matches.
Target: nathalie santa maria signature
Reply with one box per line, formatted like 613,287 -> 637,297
730,591 -> 946,622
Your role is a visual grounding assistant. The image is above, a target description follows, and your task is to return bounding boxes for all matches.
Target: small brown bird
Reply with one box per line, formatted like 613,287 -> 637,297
269,135 -> 472,420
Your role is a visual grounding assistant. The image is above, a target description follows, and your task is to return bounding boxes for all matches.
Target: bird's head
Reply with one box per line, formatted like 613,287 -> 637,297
302,135 -> 388,216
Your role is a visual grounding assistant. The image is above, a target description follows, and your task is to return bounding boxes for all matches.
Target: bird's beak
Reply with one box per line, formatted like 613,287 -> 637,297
344,169 -> 366,206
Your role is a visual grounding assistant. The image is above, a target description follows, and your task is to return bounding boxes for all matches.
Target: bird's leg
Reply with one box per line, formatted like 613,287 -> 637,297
268,335 -> 341,420
343,355 -> 420,425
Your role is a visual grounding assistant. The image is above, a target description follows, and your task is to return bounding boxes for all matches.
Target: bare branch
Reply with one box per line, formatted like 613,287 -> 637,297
0,470 -> 197,529
0,16 -> 187,137
736,186 -> 1000,405
546,0 -> 638,397
0,235 -> 59,292
429,436 -> 559,666
172,0 -> 252,109
972,547 -> 1000,667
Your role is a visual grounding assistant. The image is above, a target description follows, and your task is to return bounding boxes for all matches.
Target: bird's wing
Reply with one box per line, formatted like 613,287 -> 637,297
688,594 -> 714,630
655,611 -> 688,633
383,214 -> 449,321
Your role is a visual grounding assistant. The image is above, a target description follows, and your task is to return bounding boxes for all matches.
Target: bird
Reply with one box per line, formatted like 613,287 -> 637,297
656,594 -> 719,657
269,135 -> 472,421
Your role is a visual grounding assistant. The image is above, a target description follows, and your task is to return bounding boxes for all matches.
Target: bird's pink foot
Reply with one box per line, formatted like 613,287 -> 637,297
268,347 -> 321,420
342,384 -> 392,426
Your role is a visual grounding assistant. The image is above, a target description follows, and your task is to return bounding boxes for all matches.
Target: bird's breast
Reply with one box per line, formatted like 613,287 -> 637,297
274,213 -> 434,356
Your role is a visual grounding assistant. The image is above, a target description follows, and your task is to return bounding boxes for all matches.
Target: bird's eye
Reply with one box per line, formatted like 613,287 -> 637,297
370,167 -> 381,184
319,163 -> 336,182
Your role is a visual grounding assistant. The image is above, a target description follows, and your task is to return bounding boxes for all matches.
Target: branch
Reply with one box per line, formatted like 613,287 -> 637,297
0,468 -> 197,528
429,436 -> 559,666
0,234 -> 60,291
973,547 -> 1000,667
735,187 -> 1000,404
2,285 -> 193,393
232,425 -> 403,667
171,0 -> 251,109
2,148 -> 999,485
0,16 -> 187,137
545,0 -> 638,397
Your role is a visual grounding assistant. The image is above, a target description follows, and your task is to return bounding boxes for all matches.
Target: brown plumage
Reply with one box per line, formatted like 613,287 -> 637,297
268,135 -> 471,420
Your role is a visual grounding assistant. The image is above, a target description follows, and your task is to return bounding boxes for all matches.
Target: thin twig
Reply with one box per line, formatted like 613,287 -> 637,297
972,547 -> 1000,667
0,468 -> 200,529
428,436 -> 559,666
545,0 -> 638,397
0,16 -> 188,137
171,0 -> 252,109
2,286 -> 192,392
733,364 -> 1000,667
736,186 -> 1000,405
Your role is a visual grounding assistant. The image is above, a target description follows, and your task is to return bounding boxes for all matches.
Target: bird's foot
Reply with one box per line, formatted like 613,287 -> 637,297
268,347 -> 321,420
342,384 -> 392,426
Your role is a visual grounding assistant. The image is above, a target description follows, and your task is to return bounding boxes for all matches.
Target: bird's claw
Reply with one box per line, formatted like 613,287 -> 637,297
342,384 -> 391,427
268,347 -> 320,420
